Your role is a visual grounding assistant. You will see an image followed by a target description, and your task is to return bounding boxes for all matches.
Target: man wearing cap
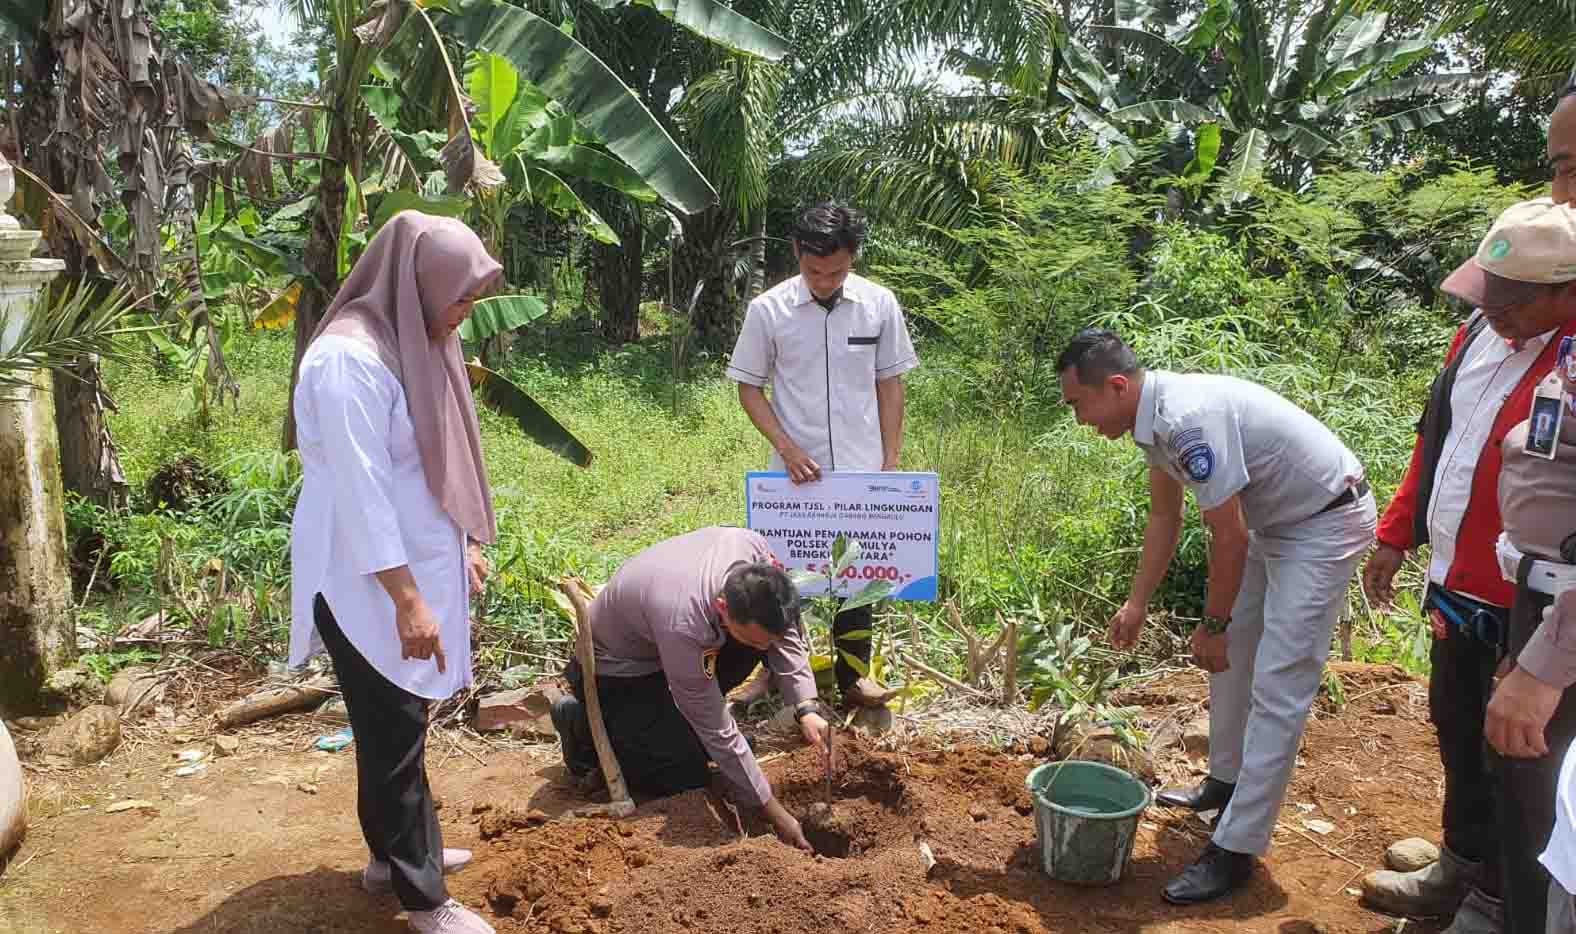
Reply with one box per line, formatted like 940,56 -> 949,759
1362,199 -> 1576,934
547,526 -> 832,852
1058,328 -> 1376,905
726,201 -> 919,710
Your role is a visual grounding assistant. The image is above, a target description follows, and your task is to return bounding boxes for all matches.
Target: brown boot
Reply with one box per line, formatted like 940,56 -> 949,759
842,677 -> 900,708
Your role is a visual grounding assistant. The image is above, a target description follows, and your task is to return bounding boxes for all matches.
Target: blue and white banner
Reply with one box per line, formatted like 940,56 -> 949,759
745,471 -> 940,602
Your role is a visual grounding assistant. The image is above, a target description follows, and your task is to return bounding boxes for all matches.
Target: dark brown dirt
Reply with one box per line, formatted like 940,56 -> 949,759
1,663 -> 1445,934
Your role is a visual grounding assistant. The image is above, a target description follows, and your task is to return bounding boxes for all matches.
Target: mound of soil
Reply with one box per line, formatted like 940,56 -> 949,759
456,673 -> 1442,934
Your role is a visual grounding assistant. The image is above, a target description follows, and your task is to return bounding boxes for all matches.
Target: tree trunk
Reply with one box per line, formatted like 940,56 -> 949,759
51,357 -> 127,509
593,201 -> 644,345
282,105 -> 353,451
677,209 -> 742,351
746,215 -> 767,300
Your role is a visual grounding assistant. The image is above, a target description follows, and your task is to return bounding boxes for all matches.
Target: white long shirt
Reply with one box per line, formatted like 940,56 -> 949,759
726,272 -> 919,473
1426,329 -> 1550,595
288,335 -> 471,699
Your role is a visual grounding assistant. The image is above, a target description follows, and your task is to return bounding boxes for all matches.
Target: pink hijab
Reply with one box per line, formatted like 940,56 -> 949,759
309,211 -> 501,544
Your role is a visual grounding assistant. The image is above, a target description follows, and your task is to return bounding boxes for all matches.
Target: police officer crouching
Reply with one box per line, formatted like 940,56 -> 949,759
549,527 -> 832,851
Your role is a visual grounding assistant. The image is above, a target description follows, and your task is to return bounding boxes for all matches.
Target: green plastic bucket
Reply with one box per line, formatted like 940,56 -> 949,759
1025,760 -> 1152,885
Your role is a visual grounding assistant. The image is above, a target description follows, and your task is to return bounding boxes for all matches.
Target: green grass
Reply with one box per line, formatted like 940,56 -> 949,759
93,319 -> 1441,693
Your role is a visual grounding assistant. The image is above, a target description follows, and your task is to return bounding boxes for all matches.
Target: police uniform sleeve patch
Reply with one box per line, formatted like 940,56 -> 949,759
701,649 -> 719,680
1180,441 -> 1215,483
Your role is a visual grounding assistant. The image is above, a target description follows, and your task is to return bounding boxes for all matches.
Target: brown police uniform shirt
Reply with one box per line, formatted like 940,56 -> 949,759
588,526 -> 818,806
1500,381 -> 1576,689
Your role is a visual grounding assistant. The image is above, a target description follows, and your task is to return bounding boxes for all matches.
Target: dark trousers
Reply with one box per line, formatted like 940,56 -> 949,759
565,637 -> 763,798
1427,587 -> 1505,887
314,595 -> 446,912
833,603 -> 874,692
1493,580 -> 1576,934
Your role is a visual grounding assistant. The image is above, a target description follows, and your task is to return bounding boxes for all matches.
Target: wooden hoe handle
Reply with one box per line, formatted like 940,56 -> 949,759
559,577 -> 636,818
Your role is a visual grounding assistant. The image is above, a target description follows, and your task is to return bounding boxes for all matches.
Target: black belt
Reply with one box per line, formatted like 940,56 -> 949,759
1317,478 -> 1370,516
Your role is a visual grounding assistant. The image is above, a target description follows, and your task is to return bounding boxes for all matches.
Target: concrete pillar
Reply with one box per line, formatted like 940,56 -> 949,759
0,154 -> 70,717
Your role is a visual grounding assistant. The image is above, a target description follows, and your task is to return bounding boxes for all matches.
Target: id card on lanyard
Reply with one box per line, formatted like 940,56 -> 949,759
1526,335 -> 1574,460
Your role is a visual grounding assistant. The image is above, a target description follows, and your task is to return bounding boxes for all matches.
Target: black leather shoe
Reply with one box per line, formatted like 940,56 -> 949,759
1162,842 -> 1255,905
1155,777 -> 1235,811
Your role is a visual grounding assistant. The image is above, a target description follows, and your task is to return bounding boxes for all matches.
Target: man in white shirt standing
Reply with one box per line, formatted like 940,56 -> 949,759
726,201 -> 919,708
1059,329 -> 1376,905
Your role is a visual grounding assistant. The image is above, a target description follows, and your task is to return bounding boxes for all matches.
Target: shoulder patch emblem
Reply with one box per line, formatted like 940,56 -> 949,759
1180,441 -> 1215,483
701,649 -> 719,680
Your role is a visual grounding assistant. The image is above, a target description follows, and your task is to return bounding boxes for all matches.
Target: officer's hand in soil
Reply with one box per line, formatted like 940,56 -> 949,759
778,443 -> 823,485
1108,600 -> 1147,650
764,798 -> 813,852
1362,544 -> 1404,611
1487,664 -> 1561,758
1189,626 -> 1229,674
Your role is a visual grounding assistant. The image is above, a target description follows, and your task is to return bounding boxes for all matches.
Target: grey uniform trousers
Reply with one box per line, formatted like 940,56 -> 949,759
1209,494 -> 1377,856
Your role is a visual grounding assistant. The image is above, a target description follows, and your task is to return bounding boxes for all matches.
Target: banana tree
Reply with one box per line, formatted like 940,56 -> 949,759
1078,0 -> 1483,198
271,0 -> 794,445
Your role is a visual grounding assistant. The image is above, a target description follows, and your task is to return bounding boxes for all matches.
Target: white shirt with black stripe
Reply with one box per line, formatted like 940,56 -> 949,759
727,272 -> 919,473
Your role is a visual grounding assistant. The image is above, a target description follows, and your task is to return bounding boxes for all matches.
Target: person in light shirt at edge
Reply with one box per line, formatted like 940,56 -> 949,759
288,211 -> 500,934
725,201 -> 919,711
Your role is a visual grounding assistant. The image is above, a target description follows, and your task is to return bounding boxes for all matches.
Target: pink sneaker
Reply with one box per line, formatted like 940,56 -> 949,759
362,848 -> 473,895
408,899 -> 495,934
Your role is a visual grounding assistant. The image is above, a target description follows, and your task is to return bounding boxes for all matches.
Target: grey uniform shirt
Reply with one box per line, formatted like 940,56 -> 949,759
726,272 -> 919,472
1133,371 -> 1364,530
588,526 -> 817,806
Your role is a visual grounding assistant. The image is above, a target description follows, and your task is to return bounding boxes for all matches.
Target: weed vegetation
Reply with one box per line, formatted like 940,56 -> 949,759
75,159 -> 1532,722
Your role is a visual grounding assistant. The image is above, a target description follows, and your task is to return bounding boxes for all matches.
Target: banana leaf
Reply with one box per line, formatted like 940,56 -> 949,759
458,294 -> 549,343
466,360 -> 593,467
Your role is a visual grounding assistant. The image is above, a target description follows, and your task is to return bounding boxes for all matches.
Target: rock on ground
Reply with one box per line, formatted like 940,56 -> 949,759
105,667 -> 164,717
1386,837 -> 1440,872
849,705 -> 894,735
37,705 -> 121,766
44,667 -> 102,709
475,685 -> 561,738
1055,721 -> 1156,781
1181,717 -> 1210,757
314,698 -> 350,724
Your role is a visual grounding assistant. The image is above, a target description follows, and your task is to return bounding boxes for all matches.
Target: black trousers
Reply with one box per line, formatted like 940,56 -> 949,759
1493,578 -> 1576,934
565,637 -> 762,798
833,603 -> 874,692
314,595 -> 447,912
1427,586 -> 1505,887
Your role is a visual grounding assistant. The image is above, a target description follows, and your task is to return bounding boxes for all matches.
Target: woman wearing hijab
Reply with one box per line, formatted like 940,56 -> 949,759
289,211 -> 500,934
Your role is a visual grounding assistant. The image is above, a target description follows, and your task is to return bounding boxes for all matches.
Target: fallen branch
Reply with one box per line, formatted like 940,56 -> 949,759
215,676 -> 335,728
893,650 -> 991,699
1279,821 -> 1363,869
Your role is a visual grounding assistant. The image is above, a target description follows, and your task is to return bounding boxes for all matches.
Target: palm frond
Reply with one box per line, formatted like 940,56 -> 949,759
0,282 -> 147,389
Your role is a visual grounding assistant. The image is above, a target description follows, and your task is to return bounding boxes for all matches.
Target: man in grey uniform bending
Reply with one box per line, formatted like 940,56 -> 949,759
1058,329 -> 1376,904
549,526 -> 833,851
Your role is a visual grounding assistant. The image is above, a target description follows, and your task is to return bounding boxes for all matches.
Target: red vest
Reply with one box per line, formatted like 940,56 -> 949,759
1376,317 -> 1576,606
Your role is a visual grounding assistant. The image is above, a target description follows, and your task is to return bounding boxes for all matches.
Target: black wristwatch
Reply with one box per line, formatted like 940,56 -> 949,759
1202,614 -> 1231,634
793,700 -> 823,722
